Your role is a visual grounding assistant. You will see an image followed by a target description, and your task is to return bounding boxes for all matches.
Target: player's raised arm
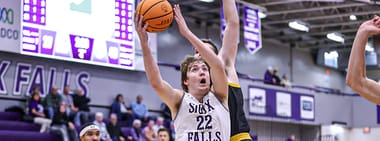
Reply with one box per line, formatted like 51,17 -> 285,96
346,15 -> 380,104
134,13 -> 182,115
219,0 -> 240,84
173,4 -> 228,102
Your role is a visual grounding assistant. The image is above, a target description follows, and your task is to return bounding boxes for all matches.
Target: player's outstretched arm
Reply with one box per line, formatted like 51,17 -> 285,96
134,13 -> 182,115
346,15 -> 380,104
219,0 -> 240,84
174,4 -> 228,102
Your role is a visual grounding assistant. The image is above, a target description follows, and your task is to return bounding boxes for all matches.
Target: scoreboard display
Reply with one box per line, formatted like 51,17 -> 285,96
21,0 -> 139,70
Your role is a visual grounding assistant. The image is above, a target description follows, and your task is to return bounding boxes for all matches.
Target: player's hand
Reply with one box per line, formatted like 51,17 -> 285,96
174,4 -> 191,37
359,15 -> 380,36
134,13 -> 149,44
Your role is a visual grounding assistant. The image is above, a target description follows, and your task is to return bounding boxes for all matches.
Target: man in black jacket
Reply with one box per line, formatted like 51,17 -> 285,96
72,88 -> 92,126
106,113 -> 125,141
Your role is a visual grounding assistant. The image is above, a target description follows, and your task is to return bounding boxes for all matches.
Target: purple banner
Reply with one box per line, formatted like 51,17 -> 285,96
248,85 -> 315,121
69,35 -> 94,60
243,6 -> 262,54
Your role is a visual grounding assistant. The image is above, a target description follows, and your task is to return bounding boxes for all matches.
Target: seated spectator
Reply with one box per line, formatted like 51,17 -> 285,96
62,85 -> 78,118
264,67 -> 275,84
169,121 -> 175,140
51,101 -> 78,141
281,74 -> 292,88
94,112 -> 112,141
73,88 -> 92,126
131,95 -> 149,123
106,113 -> 125,141
152,117 -> 165,134
127,119 -> 143,141
286,134 -> 296,141
272,67 -> 281,86
111,94 -> 133,126
44,86 -> 62,119
28,88 -> 52,132
157,128 -> 171,141
142,119 -> 156,141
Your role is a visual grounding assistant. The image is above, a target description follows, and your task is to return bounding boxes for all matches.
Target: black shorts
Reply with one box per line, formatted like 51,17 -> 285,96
228,83 -> 252,141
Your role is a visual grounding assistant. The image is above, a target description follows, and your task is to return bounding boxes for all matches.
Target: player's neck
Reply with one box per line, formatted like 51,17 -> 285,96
188,89 -> 208,102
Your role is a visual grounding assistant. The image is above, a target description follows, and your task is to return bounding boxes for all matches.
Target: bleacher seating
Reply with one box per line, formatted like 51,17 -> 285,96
0,112 -> 62,141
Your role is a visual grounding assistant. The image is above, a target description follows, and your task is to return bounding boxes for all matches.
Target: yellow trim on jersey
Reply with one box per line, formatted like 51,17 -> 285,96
230,132 -> 251,141
228,82 -> 241,88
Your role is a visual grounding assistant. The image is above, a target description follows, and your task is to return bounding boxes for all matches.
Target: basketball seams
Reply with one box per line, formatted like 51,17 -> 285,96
138,0 -> 146,14
142,0 -> 166,16
143,11 -> 173,23
136,0 -> 173,32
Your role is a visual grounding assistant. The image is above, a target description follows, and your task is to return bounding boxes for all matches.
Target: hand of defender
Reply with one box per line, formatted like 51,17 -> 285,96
359,15 -> 380,36
174,4 -> 191,37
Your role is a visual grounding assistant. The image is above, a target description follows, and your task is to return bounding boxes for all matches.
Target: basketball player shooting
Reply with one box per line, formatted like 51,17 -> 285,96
346,15 -> 380,104
174,0 -> 252,140
134,4 -> 230,141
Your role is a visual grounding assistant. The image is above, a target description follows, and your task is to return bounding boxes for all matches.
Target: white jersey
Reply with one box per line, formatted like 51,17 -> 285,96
173,92 -> 230,141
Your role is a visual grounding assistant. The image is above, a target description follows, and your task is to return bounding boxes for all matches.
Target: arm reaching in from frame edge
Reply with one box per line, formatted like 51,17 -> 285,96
219,0 -> 240,84
346,15 -> 380,104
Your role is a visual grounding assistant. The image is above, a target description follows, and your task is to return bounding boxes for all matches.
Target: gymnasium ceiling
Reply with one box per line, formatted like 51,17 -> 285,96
175,0 -> 380,52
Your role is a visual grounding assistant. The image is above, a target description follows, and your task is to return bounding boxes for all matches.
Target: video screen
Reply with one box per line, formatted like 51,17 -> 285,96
21,0 -> 137,70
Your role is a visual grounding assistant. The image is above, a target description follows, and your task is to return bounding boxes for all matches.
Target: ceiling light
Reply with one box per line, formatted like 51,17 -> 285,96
288,20 -> 309,32
327,32 -> 344,43
199,0 -> 214,2
258,11 -> 266,19
349,15 -> 357,21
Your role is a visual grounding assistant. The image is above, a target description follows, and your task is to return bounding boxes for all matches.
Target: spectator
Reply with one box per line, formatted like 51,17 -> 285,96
264,67 -> 274,84
62,85 -> 79,116
106,113 -> 125,141
272,67 -> 281,86
51,101 -> 79,141
73,88 -> 92,126
130,95 -> 149,123
152,117 -> 165,134
94,112 -> 112,141
142,119 -> 156,141
111,94 -> 133,126
44,86 -> 63,119
168,121 -> 175,141
127,119 -> 143,141
281,74 -> 292,88
251,132 -> 258,141
156,128 -> 170,141
286,134 -> 296,141
28,88 -> 52,132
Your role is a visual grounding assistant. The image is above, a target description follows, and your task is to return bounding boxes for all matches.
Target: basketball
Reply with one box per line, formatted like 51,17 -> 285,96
136,0 -> 173,33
